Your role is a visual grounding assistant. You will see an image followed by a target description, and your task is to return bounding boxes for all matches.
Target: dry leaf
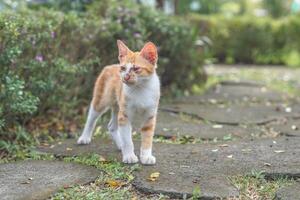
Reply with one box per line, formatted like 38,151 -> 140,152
171,136 -> 177,141
227,155 -> 233,158
66,147 -> 72,151
41,143 -> 49,147
212,149 -> 219,152
180,165 -> 190,168
219,144 -> 229,147
285,107 -> 292,113
106,180 -> 124,188
212,124 -> 223,129
131,196 -> 138,200
209,99 -> 217,104
63,185 -> 70,189
274,150 -> 285,153
264,163 -> 271,167
147,172 -> 160,181
56,122 -> 64,131
21,181 -> 30,184
291,125 -> 298,130
99,156 -> 106,162
241,148 -> 252,152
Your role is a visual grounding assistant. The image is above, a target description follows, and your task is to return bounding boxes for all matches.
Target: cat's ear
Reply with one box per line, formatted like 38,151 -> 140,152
117,40 -> 131,63
140,42 -> 158,65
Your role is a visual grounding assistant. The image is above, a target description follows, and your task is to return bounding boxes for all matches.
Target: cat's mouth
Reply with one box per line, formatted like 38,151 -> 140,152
123,79 -> 136,85
122,75 -> 136,85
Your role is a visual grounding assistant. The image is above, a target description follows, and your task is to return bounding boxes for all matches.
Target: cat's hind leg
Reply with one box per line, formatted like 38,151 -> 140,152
108,107 -> 122,150
77,105 -> 106,144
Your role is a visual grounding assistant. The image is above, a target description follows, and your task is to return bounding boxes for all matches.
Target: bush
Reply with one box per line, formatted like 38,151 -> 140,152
0,1 -> 205,143
189,14 -> 300,66
88,0 -> 206,92
138,7 -> 206,91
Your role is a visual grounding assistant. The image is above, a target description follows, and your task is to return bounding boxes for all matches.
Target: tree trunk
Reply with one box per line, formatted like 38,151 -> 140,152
174,0 -> 179,14
156,0 -> 164,9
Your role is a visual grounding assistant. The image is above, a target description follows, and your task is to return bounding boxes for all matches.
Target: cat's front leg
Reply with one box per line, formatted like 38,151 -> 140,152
140,115 -> 156,165
118,111 -> 138,164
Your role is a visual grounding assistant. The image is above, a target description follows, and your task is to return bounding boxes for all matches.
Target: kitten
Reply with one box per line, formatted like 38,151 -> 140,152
77,40 -> 160,165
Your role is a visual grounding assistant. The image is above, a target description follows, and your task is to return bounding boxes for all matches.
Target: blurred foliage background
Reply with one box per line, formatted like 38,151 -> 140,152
1,0 -> 300,157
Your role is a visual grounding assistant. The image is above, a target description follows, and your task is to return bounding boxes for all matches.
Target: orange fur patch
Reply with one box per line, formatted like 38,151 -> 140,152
141,116 -> 156,149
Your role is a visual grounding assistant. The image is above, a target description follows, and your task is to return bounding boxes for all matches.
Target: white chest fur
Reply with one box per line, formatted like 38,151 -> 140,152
123,73 -> 160,119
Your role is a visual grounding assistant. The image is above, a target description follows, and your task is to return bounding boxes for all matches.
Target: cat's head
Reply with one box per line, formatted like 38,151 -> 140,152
117,40 -> 158,85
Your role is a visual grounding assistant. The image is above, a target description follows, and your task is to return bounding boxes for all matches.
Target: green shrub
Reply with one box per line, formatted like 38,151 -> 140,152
138,7 -> 206,91
88,0 -> 206,92
0,1 -> 205,146
189,14 -> 300,67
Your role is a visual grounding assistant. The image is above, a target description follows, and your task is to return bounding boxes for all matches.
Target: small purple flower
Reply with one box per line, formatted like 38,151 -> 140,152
51,31 -> 56,39
35,54 -> 44,62
133,32 -> 141,38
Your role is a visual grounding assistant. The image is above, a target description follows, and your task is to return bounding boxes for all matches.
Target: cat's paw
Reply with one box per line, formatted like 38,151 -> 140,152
122,154 -> 139,164
77,136 -> 91,144
140,155 -> 156,165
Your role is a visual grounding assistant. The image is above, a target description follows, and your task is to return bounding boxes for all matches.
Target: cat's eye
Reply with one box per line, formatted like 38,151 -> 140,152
120,66 -> 126,71
133,65 -> 141,73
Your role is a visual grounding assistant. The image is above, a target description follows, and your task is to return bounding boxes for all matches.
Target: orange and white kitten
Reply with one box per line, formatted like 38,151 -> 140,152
77,40 -> 160,165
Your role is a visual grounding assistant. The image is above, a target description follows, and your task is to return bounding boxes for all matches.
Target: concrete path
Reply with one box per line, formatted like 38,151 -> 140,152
0,160 -> 101,200
26,66 -> 300,199
38,137 -> 300,199
275,181 -> 300,200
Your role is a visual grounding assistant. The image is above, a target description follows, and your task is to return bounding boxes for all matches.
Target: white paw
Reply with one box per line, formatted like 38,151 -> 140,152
122,154 -> 139,164
140,155 -> 156,165
77,135 -> 91,144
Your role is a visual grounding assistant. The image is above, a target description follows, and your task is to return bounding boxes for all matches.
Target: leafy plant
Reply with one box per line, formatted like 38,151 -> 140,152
189,14 -> 300,67
0,1 -> 206,153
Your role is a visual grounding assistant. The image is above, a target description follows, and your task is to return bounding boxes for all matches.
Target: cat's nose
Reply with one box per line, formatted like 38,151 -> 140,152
124,74 -> 130,81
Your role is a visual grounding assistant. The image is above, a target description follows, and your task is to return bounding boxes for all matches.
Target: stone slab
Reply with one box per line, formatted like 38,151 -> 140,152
176,82 -> 288,104
134,137 -> 300,199
161,103 -> 300,125
276,182 -> 300,200
37,137 -> 300,199
218,80 -> 264,87
0,160 -> 101,200
38,138 -> 120,158
268,118 -> 300,137
156,111 -> 263,139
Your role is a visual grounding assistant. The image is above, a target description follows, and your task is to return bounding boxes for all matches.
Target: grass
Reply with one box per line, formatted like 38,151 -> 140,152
230,171 -> 295,200
52,154 -> 141,200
